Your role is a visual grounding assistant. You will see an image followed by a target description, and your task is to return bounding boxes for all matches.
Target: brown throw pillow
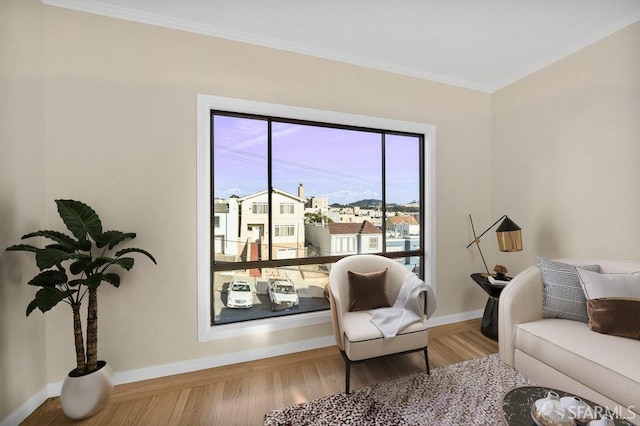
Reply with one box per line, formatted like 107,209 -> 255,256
586,299 -> 640,340
348,269 -> 390,312
577,268 -> 640,340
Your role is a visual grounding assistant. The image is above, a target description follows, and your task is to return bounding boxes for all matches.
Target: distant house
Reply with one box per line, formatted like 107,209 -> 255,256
306,196 -> 329,210
238,188 -> 307,261
386,214 -> 420,236
386,234 -> 421,271
213,197 -> 240,260
305,220 -> 382,256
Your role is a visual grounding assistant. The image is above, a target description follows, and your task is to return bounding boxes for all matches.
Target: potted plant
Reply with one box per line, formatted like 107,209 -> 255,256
6,199 -> 156,419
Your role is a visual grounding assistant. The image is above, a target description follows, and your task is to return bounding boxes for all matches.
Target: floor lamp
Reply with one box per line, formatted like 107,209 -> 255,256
466,214 -> 523,276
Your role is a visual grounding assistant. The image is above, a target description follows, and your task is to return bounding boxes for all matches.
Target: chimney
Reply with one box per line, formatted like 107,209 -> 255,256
298,183 -> 305,200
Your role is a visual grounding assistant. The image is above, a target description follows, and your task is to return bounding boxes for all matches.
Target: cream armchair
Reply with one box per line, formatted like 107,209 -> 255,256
329,254 -> 436,393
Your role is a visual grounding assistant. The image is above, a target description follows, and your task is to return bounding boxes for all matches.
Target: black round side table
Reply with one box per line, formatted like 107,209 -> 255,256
470,273 -> 510,341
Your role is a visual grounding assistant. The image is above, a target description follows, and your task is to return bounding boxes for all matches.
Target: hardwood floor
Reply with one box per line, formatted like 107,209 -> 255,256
21,319 -> 497,426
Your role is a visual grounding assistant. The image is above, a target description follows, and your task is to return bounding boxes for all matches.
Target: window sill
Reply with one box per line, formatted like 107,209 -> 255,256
198,309 -> 332,342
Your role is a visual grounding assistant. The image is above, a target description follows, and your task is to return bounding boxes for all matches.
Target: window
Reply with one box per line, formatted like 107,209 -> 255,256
275,225 -> 295,237
279,203 -> 295,214
369,237 -> 378,250
197,95 -> 435,341
335,236 -> 355,253
252,202 -> 268,214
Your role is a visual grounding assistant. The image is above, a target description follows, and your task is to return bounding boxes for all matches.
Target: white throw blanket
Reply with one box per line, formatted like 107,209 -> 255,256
370,273 -> 433,339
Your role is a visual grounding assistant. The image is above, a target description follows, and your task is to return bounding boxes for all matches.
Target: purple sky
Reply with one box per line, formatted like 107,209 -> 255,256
213,115 -> 420,205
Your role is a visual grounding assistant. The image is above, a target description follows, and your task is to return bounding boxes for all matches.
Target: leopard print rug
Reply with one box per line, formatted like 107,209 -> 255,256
264,353 -> 533,425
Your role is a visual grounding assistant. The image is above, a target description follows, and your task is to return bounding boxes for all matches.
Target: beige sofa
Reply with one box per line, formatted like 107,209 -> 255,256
499,258 -> 640,420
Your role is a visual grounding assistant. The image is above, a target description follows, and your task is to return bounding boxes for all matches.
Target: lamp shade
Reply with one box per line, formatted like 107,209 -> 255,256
496,217 -> 523,252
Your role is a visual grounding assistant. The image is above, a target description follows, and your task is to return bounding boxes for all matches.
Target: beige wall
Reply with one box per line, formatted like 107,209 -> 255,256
4,1 -> 638,421
0,0 -> 48,420
1,1 -> 493,417
4,0 -> 638,421
492,21 -> 640,273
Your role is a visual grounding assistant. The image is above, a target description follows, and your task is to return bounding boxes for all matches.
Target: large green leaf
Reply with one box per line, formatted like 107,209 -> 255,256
96,230 -> 136,250
28,270 -> 68,287
114,257 -> 134,271
115,248 -> 157,265
70,272 -> 122,288
6,244 -> 39,253
69,254 -> 93,275
69,274 -> 103,289
45,244 -> 75,254
56,200 -> 102,241
22,230 -> 78,251
26,299 -> 39,316
35,248 -> 77,270
27,287 -> 75,316
94,256 -> 134,271
102,273 -> 121,288
92,257 -> 114,270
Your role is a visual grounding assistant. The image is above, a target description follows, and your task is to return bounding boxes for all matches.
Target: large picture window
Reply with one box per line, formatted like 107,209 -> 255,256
197,95 -> 435,341
211,110 -> 427,326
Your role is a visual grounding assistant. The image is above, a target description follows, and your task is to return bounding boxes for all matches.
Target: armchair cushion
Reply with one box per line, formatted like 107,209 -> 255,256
342,310 -> 428,361
348,269 -> 390,311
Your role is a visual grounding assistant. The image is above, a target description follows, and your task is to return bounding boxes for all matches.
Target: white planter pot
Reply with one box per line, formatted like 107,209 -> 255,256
60,361 -> 114,420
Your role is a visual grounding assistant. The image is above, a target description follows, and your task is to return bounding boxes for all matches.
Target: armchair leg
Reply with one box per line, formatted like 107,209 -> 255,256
345,360 -> 351,394
424,347 -> 430,375
340,351 -> 352,394
340,347 -> 428,394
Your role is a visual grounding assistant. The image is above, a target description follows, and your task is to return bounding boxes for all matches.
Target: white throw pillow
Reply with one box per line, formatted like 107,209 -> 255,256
576,268 -> 640,340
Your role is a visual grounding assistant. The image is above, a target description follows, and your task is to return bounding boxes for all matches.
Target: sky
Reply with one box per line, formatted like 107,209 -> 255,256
213,114 -> 421,205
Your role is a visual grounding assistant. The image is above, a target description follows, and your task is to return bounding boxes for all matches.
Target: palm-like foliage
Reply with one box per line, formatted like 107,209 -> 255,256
6,200 -> 156,375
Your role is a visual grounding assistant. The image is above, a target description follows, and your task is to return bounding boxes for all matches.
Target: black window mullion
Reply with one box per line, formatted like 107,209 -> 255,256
209,112 -> 216,320
381,132 -> 387,253
210,112 -> 216,266
267,119 -> 273,260
419,134 -> 426,280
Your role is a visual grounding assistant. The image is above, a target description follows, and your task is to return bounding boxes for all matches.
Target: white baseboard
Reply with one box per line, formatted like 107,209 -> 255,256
44,335 -> 337,397
113,334 -> 337,387
427,309 -> 483,327
2,309 -> 483,424
0,387 -> 48,426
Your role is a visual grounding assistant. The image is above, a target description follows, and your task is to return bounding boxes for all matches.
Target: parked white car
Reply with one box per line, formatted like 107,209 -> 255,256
227,280 -> 253,308
268,278 -> 299,311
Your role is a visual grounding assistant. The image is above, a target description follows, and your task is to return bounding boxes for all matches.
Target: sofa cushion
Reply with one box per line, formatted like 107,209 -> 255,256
577,268 -> 640,340
514,319 -> 640,410
537,256 -> 600,323
342,311 -> 427,361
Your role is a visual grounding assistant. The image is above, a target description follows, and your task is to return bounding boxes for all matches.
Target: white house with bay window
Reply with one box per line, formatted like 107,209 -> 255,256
237,188 -> 307,261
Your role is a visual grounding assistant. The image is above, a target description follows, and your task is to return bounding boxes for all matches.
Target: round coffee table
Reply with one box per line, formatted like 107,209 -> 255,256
501,386 -> 634,425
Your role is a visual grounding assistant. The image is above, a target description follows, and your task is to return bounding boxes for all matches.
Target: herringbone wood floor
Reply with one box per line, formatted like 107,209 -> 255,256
21,319 -> 497,425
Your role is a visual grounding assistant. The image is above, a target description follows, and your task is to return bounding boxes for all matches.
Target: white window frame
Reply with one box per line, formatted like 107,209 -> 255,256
197,94 -> 436,342
274,224 -> 295,237
279,202 -> 295,214
251,202 -> 268,214
369,237 -> 379,250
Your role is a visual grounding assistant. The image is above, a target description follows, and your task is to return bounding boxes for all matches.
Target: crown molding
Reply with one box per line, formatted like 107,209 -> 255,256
41,0 -> 494,93
42,1 -> 640,94
491,9 -> 640,92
